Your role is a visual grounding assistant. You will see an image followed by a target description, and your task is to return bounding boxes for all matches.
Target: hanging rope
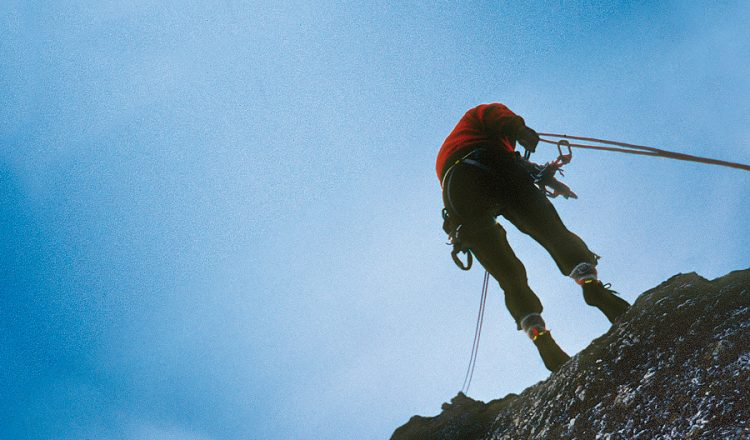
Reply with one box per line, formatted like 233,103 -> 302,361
461,270 -> 490,394
537,133 -> 750,172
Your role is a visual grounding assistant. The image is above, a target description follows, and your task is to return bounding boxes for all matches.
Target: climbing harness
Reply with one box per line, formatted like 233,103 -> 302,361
440,149 -> 492,188
537,133 -> 750,172
461,270 -> 489,394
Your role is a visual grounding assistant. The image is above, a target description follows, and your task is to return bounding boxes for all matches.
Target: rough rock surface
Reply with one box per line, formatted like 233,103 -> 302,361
392,269 -> 750,440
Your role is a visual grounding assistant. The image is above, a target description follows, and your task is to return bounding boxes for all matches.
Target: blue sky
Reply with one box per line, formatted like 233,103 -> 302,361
2,1 -> 749,439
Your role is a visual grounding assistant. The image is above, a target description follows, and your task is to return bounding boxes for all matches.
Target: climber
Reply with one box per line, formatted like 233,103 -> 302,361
438,103 -> 631,372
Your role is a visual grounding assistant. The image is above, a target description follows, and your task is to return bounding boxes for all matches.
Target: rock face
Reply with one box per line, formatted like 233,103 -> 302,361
392,269 -> 750,440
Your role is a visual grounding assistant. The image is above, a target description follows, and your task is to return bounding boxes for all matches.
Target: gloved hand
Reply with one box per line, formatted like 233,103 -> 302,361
517,125 -> 540,153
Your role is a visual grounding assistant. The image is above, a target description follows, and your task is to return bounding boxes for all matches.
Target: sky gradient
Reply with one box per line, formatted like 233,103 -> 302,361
2,1 -> 749,439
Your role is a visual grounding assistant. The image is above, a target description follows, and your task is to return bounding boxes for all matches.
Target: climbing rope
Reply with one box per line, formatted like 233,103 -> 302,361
461,270 -> 490,394
537,133 -> 750,172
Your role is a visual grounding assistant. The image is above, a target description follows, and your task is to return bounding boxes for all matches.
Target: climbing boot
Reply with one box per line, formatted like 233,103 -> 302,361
533,332 -> 571,372
582,280 -> 630,323
520,313 -> 570,372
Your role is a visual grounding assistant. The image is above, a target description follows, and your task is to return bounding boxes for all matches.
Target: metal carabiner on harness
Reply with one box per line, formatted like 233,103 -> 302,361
442,209 -> 473,271
451,247 -> 473,271
450,225 -> 473,271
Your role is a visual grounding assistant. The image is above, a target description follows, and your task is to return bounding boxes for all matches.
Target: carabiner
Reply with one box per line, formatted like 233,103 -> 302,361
451,247 -> 473,271
557,139 -> 573,165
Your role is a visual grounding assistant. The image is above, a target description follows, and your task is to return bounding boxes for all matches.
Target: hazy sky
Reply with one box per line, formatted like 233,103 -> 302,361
2,1 -> 749,439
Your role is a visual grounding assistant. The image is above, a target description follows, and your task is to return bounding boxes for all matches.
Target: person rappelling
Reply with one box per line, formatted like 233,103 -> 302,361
438,102 -> 631,372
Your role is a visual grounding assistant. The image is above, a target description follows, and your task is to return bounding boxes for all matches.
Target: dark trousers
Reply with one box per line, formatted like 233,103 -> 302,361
442,149 -> 597,324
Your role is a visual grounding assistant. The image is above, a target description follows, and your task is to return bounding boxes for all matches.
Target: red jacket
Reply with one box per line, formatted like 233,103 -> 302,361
436,103 -> 525,181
